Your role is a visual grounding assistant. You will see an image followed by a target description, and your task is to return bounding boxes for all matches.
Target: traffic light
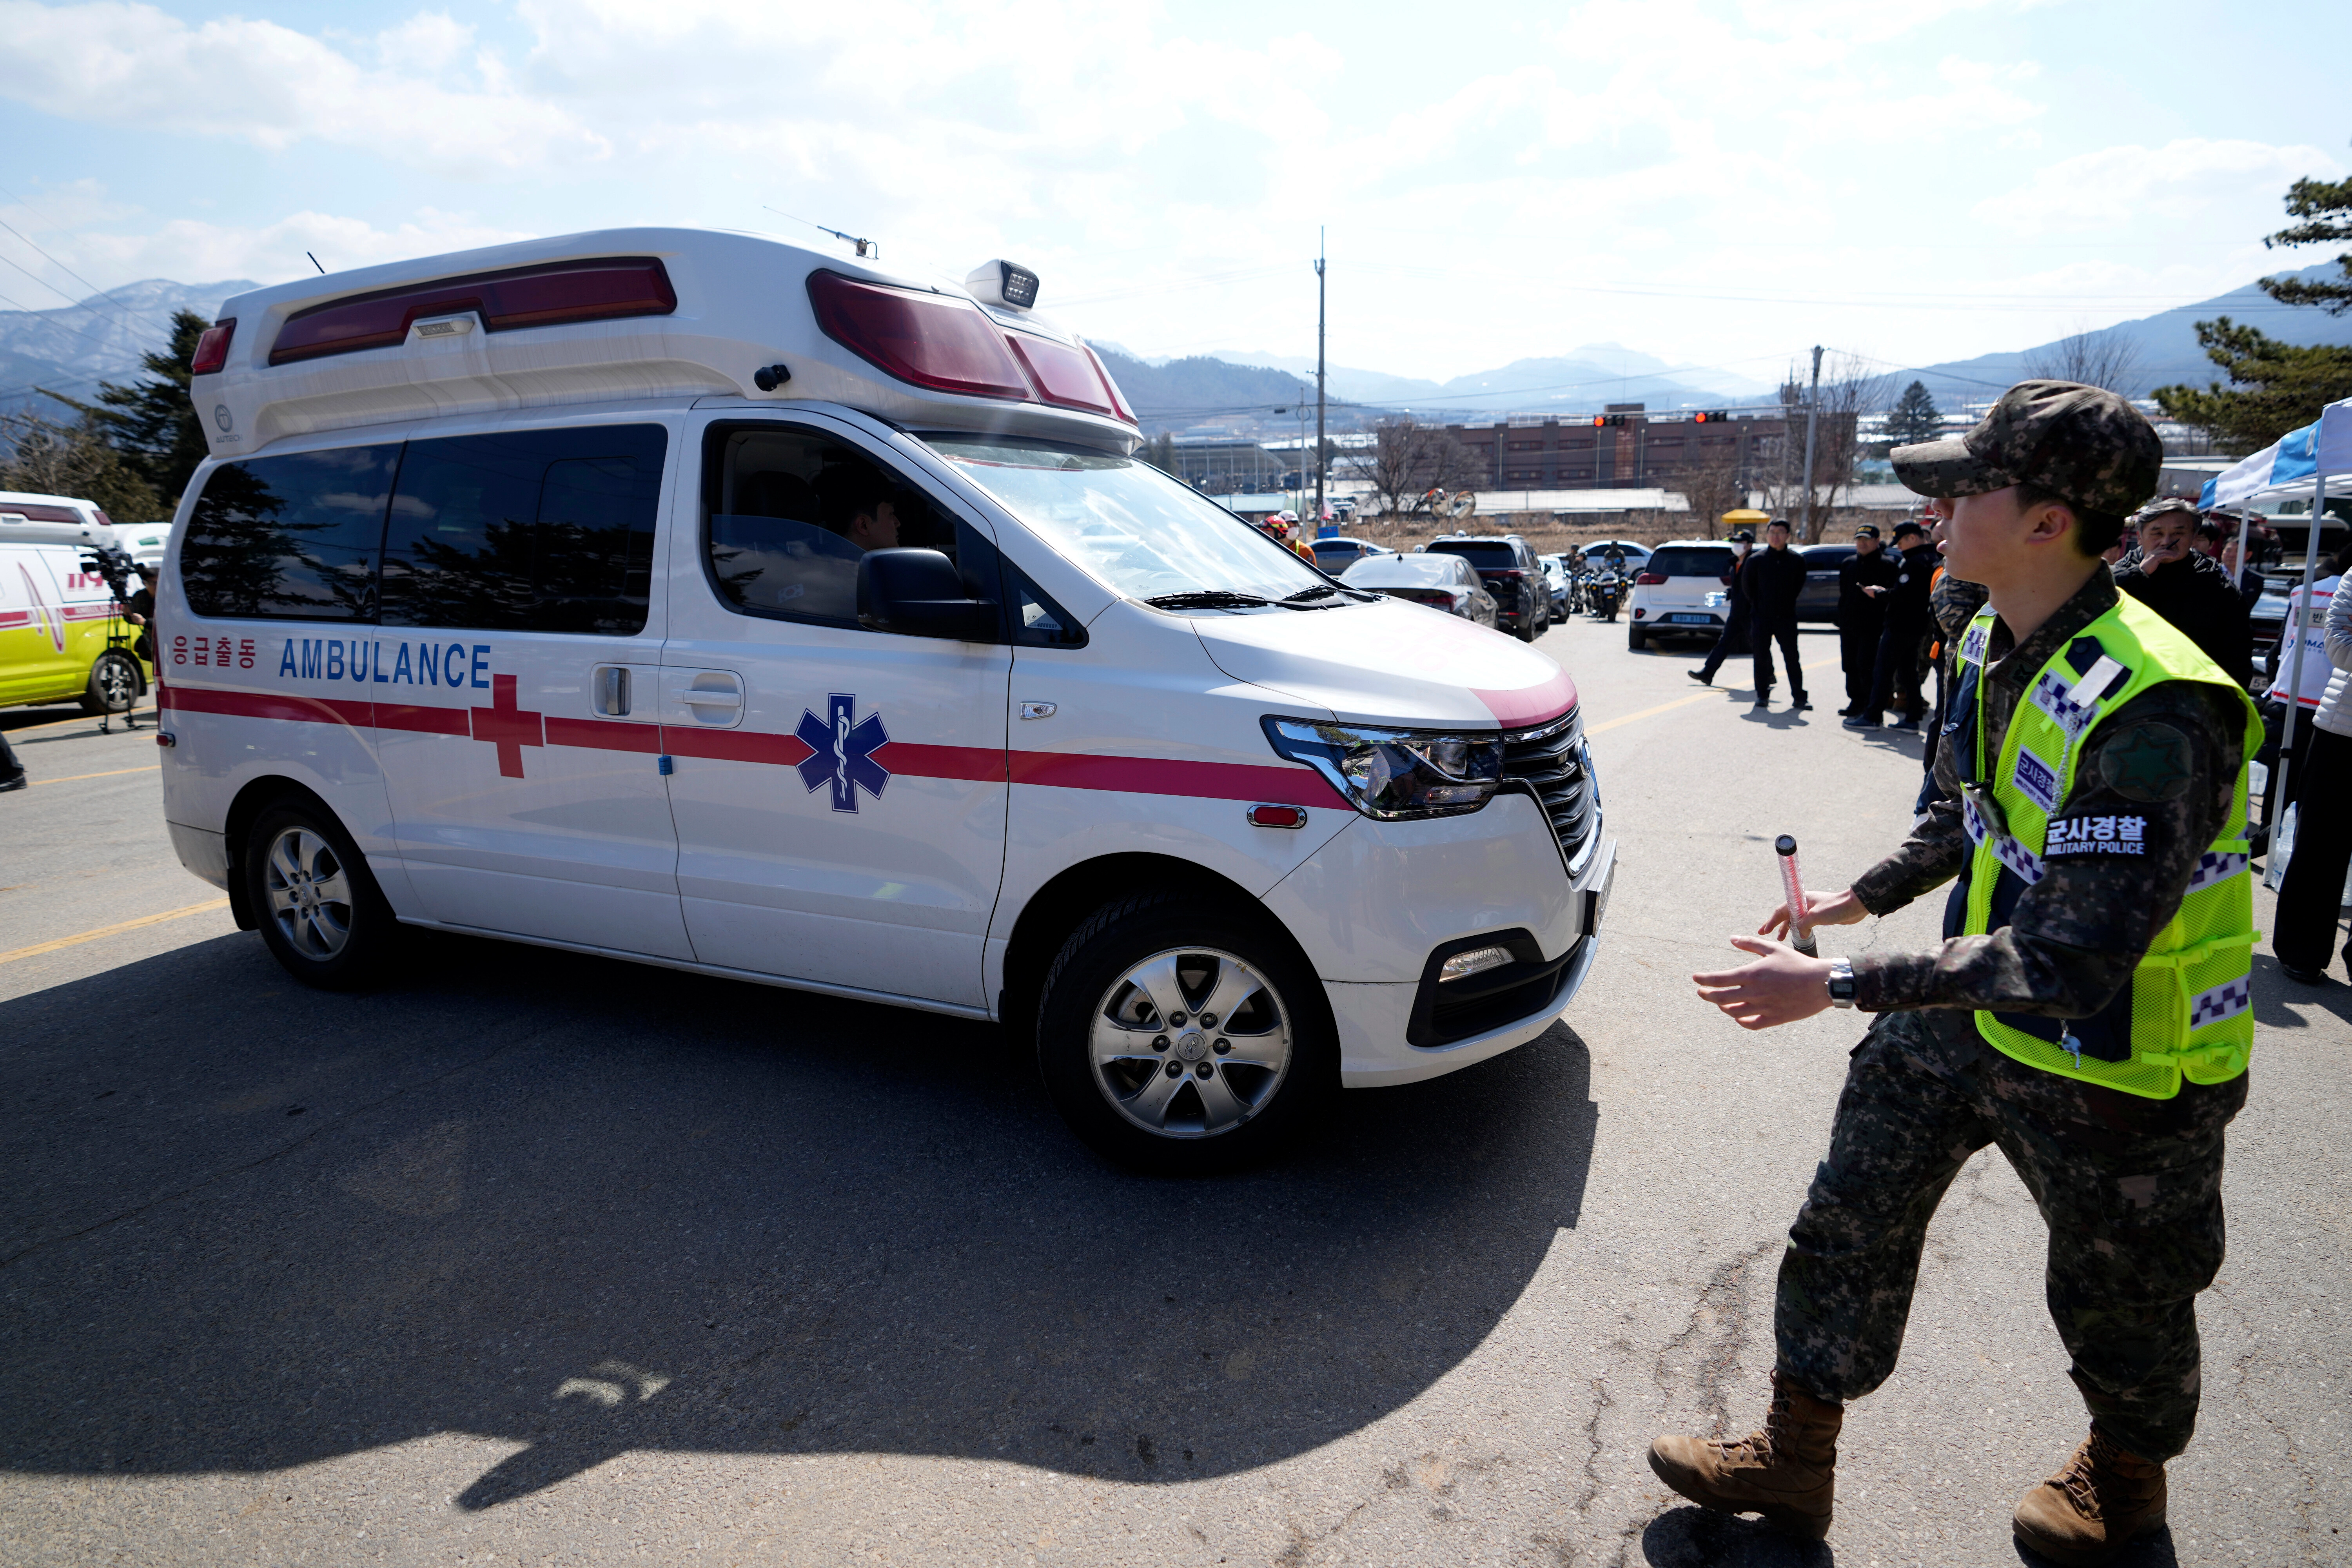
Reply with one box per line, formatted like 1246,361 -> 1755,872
1692,410 -> 1729,423
1594,414 -> 1630,428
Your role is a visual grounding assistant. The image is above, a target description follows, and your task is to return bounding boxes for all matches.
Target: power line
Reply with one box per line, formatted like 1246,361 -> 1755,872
0,183 -> 148,330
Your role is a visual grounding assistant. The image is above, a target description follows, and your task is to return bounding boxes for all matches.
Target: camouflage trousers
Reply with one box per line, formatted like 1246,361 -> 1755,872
1775,1009 -> 2247,1461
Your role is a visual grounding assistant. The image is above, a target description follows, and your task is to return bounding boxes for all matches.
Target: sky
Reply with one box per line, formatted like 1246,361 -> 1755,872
0,0 -> 2346,388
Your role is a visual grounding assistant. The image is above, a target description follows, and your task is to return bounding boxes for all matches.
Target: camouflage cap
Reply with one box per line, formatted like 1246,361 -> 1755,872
1890,379 -> 2162,517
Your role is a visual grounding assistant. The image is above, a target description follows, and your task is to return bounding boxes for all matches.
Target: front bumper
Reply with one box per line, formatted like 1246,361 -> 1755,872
1261,793 -> 1616,1087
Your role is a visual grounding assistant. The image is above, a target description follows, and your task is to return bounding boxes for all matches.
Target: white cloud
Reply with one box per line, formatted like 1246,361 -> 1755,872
1971,139 -> 2345,232
67,207 -> 534,290
0,0 -> 606,173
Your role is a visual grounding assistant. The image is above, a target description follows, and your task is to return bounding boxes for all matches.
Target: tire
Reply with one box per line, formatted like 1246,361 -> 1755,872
1036,890 -> 1338,1174
1516,617 -> 1538,642
244,797 -> 399,989
1628,624 -> 1647,651
80,650 -> 141,715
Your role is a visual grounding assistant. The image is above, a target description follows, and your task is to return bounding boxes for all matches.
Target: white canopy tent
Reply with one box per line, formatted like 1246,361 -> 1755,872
2200,398 -> 2352,875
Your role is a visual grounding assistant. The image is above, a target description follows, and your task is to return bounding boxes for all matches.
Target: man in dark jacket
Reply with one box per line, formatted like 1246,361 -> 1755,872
1689,528 -> 1756,686
1836,525 -> 1898,715
1847,519 -> 1938,729
2116,499 -> 2252,686
1743,518 -> 1811,710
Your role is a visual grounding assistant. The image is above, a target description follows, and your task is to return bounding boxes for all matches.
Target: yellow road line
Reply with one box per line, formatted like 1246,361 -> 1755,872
0,898 -> 231,967
31,764 -> 161,786
4,705 -> 156,739
1586,690 -> 1717,735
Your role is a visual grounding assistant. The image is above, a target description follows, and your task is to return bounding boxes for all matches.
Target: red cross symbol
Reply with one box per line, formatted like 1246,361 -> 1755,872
470,673 -> 544,779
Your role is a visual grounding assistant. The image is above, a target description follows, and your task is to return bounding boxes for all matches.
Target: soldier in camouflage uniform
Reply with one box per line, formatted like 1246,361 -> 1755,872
1649,383 -> 2257,1567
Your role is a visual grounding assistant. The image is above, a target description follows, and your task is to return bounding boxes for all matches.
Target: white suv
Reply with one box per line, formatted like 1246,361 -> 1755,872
1625,539 -> 1741,651
156,228 -> 1616,1174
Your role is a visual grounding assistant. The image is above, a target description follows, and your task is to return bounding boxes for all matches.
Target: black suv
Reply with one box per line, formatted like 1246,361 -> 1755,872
1424,535 -> 1551,641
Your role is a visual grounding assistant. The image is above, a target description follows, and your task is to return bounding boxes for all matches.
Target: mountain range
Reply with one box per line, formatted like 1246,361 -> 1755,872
4,267 -> 2347,434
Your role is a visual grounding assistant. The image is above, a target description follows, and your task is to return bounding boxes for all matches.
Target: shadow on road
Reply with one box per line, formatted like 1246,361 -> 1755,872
1640,1506 -> 1833,1565
0,927 -> 1600,1506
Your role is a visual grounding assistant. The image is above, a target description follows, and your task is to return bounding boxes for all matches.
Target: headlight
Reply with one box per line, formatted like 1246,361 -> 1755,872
1263,717 -> 1503,820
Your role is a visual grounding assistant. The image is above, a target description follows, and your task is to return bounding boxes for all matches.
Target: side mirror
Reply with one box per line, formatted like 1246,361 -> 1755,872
856,548 -> 999,641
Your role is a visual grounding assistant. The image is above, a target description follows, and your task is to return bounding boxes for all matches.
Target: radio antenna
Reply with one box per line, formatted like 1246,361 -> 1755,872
763,207 -> 877,260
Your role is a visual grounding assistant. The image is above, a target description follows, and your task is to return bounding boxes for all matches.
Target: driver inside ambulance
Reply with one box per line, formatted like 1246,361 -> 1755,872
814,462 -> 904,552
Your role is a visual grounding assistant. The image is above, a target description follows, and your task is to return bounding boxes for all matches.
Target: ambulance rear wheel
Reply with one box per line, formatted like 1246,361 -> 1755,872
245,799 -> 397,989
80,651 -> 140,715
1036,891 -> 1337,1175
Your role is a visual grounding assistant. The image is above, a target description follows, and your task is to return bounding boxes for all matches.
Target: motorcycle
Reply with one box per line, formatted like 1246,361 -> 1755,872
1586,565 -> 1624,622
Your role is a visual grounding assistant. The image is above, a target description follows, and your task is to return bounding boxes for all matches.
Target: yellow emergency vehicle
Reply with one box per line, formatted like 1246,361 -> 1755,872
0,493 -> 152,717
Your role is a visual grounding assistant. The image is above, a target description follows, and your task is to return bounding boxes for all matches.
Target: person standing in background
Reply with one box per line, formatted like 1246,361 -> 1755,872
1836,525 -> 1896,715
2116,499 -> 2252,686
1690,528 -> 1757,687
1847,519 -> 1936,730
0,728 -> 24,793
2272,554 -> 2352,985
1744,518 -> 1811,711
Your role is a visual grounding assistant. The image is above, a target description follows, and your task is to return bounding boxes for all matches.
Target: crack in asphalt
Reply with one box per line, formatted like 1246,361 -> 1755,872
2203,1283 -> 2328,1559
0,1024 -> 548,1272
1651,1239 -> 1781,1438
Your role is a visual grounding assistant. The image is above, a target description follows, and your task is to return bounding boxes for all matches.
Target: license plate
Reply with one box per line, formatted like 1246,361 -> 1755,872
1666,613 -> 1713,624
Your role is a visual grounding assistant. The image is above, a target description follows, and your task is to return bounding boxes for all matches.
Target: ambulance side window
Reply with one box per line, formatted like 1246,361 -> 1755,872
181,444 -> 399,621
702,422 -> 985,631
379,424 -> 666,635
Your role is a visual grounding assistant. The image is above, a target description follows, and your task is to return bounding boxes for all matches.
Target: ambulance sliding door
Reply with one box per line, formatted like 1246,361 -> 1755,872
370,417 -> 691,958
659,414 -> 1011,1009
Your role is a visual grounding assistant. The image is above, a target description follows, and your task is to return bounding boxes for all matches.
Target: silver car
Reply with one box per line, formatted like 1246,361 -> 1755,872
1342,551 -> 1499,627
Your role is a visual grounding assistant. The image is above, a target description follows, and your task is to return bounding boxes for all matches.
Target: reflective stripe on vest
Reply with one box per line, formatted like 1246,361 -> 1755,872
1949,595 -> 2263,1099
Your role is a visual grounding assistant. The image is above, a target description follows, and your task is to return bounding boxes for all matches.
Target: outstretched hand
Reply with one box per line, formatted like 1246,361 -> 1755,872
1759,887 -> 1867,942
1694,936 -> 1835,1031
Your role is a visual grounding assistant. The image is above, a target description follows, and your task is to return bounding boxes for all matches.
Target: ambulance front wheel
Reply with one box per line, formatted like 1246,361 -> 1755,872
245,798 -> 398,990
1036,891 -> 1338,1175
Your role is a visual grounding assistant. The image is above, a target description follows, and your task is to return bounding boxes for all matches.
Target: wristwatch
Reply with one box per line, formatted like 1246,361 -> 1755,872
1826,957 -> 1858,1009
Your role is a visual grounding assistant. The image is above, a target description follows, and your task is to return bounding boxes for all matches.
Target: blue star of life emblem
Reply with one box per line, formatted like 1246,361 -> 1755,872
795,692 -> 890,811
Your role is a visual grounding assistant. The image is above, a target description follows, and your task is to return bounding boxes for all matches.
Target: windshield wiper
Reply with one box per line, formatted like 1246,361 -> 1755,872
1144,590 -> 1274,610
1281,584 -> 1339,602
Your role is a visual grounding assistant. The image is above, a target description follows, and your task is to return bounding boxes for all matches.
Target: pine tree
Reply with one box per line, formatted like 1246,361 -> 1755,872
93,308 -> 213,508
2260,175 -> 2352,315
2152,317 -> 2352,455
1882,380 -> 1942,446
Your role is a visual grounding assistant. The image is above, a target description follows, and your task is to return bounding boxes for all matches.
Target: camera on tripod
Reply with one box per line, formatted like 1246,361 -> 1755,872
78,542 -> 138,606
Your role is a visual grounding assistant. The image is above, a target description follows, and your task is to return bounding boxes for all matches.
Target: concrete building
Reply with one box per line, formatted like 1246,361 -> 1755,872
1441,405 -> 1799,494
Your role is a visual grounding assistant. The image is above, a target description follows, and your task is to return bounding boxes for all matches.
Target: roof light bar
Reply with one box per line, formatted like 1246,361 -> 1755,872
807,270 -> 1033,402
189,318 -> 236,376
267,257 -> 677,367
1005,333 -> 1116,417
1085,345 -> 1138,426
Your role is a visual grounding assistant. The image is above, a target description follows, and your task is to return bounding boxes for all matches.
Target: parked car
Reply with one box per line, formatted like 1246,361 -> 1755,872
1342,552 -> 1499,627
153,225 -> 1617,1177
1796,543 -> 1854,624
1577,539 -> 1651,572
1539,554 -> 1573,617
1424,534 -> 1551,641
1625,539 -> 1741,650
1308,535 -> 1391,573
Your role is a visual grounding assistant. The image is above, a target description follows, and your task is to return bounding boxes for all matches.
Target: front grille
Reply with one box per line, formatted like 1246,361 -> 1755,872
1500,705 -> 1599,875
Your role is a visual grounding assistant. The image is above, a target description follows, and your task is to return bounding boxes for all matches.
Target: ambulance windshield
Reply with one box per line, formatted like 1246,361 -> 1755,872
928,436 -> 1334,608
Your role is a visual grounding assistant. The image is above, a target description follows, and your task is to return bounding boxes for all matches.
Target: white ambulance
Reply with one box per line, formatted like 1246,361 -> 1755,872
157,228 -> 1614,1171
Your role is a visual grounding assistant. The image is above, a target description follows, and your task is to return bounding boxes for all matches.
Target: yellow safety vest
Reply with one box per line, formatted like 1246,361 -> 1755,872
1948,595 -> 2263,1099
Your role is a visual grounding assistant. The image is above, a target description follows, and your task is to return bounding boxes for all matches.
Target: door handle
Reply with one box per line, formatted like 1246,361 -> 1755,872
663,668 -> 747,728
593,665 -> 631,716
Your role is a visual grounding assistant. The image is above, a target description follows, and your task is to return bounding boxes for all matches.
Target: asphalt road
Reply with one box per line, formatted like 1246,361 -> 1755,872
2,620 -> 2347,1568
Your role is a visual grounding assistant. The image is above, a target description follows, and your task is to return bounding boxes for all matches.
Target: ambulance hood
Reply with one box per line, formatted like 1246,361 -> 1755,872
1190,599 -> 1577,731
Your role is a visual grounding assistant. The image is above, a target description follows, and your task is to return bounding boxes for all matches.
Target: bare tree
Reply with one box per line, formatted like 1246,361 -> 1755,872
2023,329 -> 2142,394
1792,354 -> 1895,540
1673,437 -> 1748,534
0,407 -> 162,521
1347,417 -> 1485,521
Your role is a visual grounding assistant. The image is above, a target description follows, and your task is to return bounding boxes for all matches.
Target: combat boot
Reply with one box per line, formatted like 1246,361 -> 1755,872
2011,1428 -> 2166,1566
1647,1370 -> 1841,1539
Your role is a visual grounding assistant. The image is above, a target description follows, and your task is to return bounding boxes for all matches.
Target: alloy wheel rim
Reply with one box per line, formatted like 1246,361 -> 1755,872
263,827 -> 355,960
98,657 -> 135,708
1089,946 -> 1292,1139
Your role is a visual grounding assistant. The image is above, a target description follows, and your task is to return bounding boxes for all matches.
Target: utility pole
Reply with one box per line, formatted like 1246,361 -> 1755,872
1799,344 -> 1823,542
1314,229 -> 1327,523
